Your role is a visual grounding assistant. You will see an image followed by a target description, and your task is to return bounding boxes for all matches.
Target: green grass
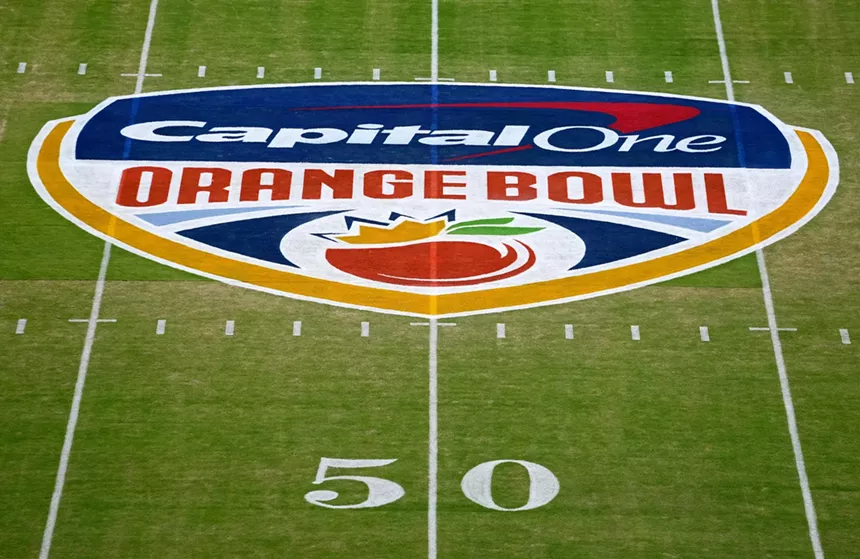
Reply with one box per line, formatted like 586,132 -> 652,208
1,0 -> 859,557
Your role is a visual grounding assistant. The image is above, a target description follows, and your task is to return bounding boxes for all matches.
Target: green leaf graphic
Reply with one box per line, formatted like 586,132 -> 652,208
447,226 -> 544,236
446,217 -> 514,231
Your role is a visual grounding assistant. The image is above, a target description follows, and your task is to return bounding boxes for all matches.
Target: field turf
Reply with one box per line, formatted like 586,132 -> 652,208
1,1 -> 858,557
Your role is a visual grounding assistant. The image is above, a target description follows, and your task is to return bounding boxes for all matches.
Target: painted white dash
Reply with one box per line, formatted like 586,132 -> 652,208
293,320 -> 302,337
155,319 -> 166,335
547,70 -> 556,83
700,326 -> 710,342
314,67 -> 322,79
16,319 -> 27,335
631,325 -> 640,341
256,66 -> 265,79
17,62 -> 27,74
225,320 -> 235,336
605,70 -> 614,83
77,63 -> 87,76
840,328 -> 851,345
784,71 -> 794,84
564,324 -> 574,340
489,69 -> 497,82
373,68 -> 380,80
197,65 -> 206,78
496,323 -> 506,339
361,321 -> 370,337
846,72 -> 855,85
664,70 -> 673,83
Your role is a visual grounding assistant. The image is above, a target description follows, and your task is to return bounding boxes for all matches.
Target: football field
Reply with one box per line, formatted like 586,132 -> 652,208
1,1 -> 859,557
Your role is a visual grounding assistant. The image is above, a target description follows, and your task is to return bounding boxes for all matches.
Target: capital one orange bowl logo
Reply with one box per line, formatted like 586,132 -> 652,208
29,83 -> 838,317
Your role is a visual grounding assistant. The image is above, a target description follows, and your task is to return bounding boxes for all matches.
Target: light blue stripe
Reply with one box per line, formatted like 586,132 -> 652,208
562,208 -> 731,233
136,206 -> 299,226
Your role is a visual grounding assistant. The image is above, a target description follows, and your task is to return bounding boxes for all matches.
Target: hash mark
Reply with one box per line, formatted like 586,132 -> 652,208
17,62 -> 27,74
840,328 -> 851,345
700,326 -> 710,342
496,323 -> 506,339
225,320 -> 235,336
314,67 -> 322,80
547,70 -> 556,83
77,63 -> 87,76
605,70 -> 614,83
489,69 -> 497,82
16,319 -> 27,335
630,325 -> 640,341
665,70 -> 674,83
256,66 -> 265,79
198,65 -> 206,78
564,324 -> 574,340
293,321 -> 302,337
361,321 -> 370,337
156,319 -> 166,335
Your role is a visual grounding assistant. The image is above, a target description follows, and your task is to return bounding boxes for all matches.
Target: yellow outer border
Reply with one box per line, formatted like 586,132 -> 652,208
36,119 -> 831,316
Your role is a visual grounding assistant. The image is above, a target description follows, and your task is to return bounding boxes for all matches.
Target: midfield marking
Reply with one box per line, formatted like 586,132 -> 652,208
711,1 -> 823,557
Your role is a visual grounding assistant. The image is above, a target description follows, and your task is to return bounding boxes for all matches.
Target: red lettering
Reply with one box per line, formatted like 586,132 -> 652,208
177,167 -> 232,204
487,172 -> 537,201
612,172 -> 695,210
364,170 -> 413,199
302,169 -> 354,199
116,166 -> 172,207
548,172 -> 603,204
705,173 -> 746,215
425,171 -> 467,200
240,169 -> 292,202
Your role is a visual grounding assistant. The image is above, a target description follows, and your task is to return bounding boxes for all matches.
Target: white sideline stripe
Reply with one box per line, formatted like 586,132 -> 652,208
16,319 -> 27,335
256,66 -> 265,79
630,325 -> 640,341
293,320 -> 302,337
373,68 -> 380,80
665,70 -> 674,83
155,319 -> 166,335
564,324 -> 574,340
605,70 -> 614,83
77,63 -> 87,76
496,323 -> 506,339
839,328 -> 851,345
197,65 -> 206,78
225,320 -> 235,336
548,70 -> 556,82
41,3 -> 160,551
784,71 -> 794,84
711,2 -> 822,557
846,72 -> 855,84
314,67 -> 322,79
700,326 -> 710,342
489,69 -> 497,82
361,321 -> 370,337
17,62 -> 27,74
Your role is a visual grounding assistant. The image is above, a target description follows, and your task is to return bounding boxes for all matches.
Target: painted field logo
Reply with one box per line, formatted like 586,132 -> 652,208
29,83 -> 838,317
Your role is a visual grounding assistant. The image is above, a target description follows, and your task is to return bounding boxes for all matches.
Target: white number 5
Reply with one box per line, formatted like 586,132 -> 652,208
304,458 -> 406,509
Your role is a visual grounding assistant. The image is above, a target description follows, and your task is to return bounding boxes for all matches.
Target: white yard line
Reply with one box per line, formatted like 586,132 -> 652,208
39,2 -> 160,558
430,0 -> 438,82
427,318 -> 439,559
710,2 -> 823,557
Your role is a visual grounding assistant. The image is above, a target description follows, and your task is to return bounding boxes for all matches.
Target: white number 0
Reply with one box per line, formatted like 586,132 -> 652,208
304,458 -> 406,509
461,459 -> 560,511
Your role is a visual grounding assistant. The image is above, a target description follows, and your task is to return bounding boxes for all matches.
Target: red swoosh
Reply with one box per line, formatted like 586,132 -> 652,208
297,101 -> 700,134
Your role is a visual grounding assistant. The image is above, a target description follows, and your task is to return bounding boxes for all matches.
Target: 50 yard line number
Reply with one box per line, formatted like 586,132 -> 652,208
304,457 -> 560,511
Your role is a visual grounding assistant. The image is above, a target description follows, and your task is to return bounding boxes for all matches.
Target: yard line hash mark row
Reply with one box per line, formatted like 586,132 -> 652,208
6,320 -> 856,343
10,64 -> 860,85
